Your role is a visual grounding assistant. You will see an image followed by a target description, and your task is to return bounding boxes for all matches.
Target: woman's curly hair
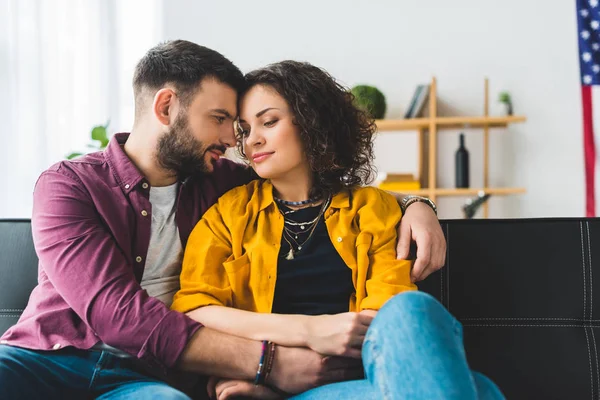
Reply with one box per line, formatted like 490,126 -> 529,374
238,60 -> 377,196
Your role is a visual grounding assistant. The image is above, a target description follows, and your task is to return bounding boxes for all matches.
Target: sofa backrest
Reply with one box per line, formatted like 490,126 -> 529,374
2,217 -> 600,399
0,219 -> 38,335
419,218 -> 600,400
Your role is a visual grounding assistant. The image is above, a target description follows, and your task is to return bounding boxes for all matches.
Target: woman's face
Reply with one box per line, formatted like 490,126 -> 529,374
238,85 -> 309,181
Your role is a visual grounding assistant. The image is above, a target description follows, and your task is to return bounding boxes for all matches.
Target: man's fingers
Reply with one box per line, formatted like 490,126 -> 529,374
323,356 -> 363,370
411,235 -> 432,282
321,365 -> 365,384
343,347 -> 363,359
215,380 -> 238,400
207,376 -> 219,399
396,222 -> 412,260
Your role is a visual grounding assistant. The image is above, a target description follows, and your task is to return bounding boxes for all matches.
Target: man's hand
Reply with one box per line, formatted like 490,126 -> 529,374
268,346 -> 364,394
396,201 -> 446,282
207,377 -> 281,400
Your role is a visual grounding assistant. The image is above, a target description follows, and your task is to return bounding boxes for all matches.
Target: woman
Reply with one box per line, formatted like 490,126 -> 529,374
172,61 -> 504,400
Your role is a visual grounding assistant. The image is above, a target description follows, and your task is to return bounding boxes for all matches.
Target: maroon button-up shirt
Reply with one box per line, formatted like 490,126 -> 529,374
1,133 -> 252,373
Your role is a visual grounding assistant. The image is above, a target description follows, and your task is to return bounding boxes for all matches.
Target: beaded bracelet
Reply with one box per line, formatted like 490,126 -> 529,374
263,341 -> 276,384
254,340 -> 269,385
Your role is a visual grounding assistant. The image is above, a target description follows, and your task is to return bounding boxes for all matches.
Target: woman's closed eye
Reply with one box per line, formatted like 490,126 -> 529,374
264,119 -> 278,127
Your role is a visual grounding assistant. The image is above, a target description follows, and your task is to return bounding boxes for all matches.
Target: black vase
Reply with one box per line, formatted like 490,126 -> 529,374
455,133 -> 469,188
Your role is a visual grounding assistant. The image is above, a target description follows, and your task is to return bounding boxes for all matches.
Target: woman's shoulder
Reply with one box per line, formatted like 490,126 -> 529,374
217,178 -> 264,207
347,186 -> 400,212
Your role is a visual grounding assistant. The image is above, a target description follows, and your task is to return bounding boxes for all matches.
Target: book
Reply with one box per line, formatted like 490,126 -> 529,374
404,85 -> 425,119
409,84 -> 430,118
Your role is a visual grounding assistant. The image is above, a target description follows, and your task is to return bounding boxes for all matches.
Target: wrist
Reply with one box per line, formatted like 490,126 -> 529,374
400,195 -> 437,215
300,315 -> 315,347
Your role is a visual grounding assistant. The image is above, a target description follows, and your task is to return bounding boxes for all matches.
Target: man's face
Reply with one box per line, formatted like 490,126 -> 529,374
156,78 -> 238,179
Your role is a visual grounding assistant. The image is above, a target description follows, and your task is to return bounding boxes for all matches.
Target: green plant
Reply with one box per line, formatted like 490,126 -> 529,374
497,91 -> 513,116
351,85 -> 387,119
66,122 -> 110,159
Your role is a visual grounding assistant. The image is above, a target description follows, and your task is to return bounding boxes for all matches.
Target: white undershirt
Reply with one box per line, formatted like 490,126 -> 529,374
140,182 -> 183,307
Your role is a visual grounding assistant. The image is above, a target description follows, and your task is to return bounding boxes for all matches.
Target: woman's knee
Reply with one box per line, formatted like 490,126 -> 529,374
367,291 -> 461,339
378,291 -> 446,321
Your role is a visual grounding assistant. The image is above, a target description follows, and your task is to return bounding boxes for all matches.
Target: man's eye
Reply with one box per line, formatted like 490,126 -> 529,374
215,116 -> 226,123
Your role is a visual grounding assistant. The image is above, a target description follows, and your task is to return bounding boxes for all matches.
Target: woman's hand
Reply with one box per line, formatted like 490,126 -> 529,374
207,377 -> 282,400
304,312 -> 374,358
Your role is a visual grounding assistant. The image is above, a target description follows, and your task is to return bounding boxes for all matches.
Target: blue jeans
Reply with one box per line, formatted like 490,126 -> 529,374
0,345 -> 192,399
291,291 -> 505,400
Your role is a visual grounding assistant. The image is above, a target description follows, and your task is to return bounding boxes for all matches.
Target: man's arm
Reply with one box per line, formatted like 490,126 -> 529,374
388,192 -> 446,282
178,327 -> 364,395
32,168 -> 200,372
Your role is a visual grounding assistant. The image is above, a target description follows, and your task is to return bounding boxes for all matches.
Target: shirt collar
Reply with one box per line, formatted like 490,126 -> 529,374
104,132 -> 146,195
257,180 -> 351,211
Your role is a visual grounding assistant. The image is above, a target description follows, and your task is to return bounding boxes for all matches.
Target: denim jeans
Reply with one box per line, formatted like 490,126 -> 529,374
0,345 -> 192,399
291,291 -> 505,400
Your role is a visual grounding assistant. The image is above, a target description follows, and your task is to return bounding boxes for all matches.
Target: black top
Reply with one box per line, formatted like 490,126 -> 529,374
271,204 -> 354,315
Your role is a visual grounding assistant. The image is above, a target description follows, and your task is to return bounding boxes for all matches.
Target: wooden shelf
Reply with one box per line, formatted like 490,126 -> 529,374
376,77 -> 526,217
386,187 -> 527,197
375,115 -> 526,132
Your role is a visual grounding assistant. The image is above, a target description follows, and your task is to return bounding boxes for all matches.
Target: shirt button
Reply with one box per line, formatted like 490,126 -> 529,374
142,183 -> 149,189
52,343 -> 62,350
136,256 -> 142,263
337,237 -> 343,242
141,210 -> 148,217
124,184 -> 130,189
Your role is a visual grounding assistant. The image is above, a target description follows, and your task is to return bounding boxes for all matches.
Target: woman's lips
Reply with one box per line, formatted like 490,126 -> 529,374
252,152 -> 274,163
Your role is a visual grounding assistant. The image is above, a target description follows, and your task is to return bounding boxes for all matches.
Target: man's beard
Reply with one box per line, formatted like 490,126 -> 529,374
155,114 -> 225,180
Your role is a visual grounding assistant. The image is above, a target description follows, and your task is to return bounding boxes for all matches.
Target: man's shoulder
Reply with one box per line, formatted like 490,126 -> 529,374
40,151 -> 109,185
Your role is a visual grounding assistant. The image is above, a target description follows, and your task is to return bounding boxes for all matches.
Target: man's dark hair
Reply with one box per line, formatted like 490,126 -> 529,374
133,40 -> 244,117
239,60 -> 377,197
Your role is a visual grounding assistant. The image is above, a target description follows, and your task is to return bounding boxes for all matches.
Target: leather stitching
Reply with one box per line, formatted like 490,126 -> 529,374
586,328 -> 595,400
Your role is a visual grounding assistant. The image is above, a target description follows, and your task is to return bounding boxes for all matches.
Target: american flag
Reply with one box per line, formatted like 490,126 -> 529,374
578,0 -> 600,216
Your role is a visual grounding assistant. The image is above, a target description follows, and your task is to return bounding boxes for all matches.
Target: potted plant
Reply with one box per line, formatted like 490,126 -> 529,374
498,92 -> 513,116
351,85 -> 387,119
67,122 -> 110,159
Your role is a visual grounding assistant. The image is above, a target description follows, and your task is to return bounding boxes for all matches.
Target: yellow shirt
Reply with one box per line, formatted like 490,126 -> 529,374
172,180 -> 417,314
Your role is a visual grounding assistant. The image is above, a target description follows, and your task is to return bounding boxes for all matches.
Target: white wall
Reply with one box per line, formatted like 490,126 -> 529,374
162,0 -> 585,219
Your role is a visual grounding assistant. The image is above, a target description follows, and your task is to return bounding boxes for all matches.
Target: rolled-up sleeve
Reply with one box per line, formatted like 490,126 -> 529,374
32,168 -> 201,371
357,188 -> 418,311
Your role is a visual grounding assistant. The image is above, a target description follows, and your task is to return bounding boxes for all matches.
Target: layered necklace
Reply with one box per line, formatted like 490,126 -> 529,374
276,194 -> 332,260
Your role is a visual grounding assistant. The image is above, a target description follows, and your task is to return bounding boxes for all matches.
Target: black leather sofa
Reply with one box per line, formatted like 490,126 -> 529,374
1,217 -> 599,399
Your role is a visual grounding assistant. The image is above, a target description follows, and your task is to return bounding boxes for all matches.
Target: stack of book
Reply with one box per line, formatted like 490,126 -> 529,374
404,84 -> 430,119
377,173 -> 421,192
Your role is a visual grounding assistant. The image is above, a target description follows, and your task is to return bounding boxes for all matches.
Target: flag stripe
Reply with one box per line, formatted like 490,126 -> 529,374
583,85 -> 596,217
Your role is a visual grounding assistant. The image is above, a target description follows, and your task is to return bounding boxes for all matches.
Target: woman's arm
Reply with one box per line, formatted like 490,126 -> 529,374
187,306 -> 372,359
186,306 -> 310,347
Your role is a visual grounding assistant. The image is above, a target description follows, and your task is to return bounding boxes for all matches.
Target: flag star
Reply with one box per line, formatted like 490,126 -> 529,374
584,75 -> 593,84
583,52 -> 593,62
593,20 -> 600,30
594,43 -> 600,50
591,0 -> 599,8
583,30 -> 591,39
582,9 -> 590,17
594,64 -> 600,73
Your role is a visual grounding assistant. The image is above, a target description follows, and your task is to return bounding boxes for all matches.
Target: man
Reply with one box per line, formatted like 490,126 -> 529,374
0,40 -> 445,399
